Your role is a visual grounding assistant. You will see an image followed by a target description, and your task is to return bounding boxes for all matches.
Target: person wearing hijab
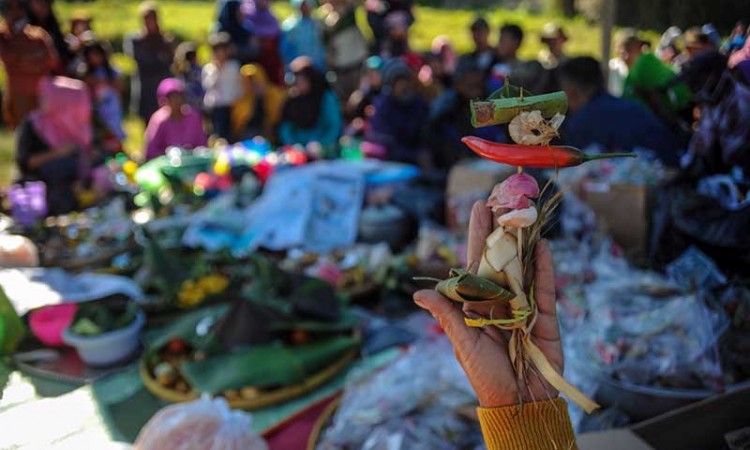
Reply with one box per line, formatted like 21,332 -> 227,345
723,21 -> 747,55
79,39 -> 126,144
280,0 -> 326,72
728,37 -> 750,72
124,1 -> 176,122
232,63 -> 285,140
216,0 -> 254,64
145,78 -> 207,160
0,0 -> 58,129
242,0 -> 283,86
278,56 -> 341,149
346,55 -> 382,124
15,77 -> 92,215
364,58 -> 428,164
27,0 -> 71,72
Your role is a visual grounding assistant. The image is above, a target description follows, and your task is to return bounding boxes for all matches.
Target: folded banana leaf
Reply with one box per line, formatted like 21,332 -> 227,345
268,311 -> 359,332
435,268 -> 515,304
213,298 -> 284,349
470,84 -> 568,127
286,274 -> 342,322
144,304 -> 229,350
180,335 -> 358,393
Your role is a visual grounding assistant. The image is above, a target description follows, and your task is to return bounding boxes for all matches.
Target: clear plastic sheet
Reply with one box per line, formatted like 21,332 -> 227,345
135,396 -> 268,450
553,233 -> 730,430
666,246 -> 728,292
316,336 -> 483,450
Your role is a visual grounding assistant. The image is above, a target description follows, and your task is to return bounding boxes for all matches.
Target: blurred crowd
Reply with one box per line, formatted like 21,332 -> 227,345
1,0 -> 750,212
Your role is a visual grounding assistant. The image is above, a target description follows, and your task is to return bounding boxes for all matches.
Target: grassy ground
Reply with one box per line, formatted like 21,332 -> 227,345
0,0 -> 655,188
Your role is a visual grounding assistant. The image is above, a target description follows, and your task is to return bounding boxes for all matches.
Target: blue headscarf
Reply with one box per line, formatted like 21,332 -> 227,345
217,0 -> 251,46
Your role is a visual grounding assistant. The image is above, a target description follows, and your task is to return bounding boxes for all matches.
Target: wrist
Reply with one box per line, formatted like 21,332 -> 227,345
477,389 -> 558,408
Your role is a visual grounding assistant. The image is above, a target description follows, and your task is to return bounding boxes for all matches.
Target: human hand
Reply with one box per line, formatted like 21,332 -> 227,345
413,201 -> 563,408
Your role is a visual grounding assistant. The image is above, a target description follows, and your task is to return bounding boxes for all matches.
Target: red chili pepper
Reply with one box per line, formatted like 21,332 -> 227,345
461,136 -> 636,168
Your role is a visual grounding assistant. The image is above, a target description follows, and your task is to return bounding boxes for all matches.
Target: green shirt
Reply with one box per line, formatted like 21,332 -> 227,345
623,52 -> 692,113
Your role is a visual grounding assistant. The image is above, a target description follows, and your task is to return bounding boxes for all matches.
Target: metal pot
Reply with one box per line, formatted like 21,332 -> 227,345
358,205 -> 413,249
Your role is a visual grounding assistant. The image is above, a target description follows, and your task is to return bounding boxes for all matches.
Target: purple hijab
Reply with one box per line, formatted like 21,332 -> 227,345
242,0 -> 281,38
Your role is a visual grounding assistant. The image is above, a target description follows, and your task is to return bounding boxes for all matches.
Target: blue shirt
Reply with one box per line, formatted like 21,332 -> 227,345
560,92 -> 682,166
280,16 -> 326,71
279,90 -> 342,147
367,92 -> 429,164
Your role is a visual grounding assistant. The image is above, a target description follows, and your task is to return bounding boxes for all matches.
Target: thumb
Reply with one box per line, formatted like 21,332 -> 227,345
414,290 -> 479,352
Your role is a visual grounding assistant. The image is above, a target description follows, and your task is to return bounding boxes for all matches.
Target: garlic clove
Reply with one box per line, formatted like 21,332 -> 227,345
485,226 -> 506,248
497,206 -> 538,228
485,232 -> 518,272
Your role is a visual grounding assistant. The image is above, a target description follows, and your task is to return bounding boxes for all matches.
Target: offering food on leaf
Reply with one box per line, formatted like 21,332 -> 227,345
280,244 -> 392,296
421,87 -> 629,414
142,259 -> 361,407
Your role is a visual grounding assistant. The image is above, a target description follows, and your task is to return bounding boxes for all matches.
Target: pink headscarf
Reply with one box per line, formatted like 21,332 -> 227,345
30,77 -> 93,152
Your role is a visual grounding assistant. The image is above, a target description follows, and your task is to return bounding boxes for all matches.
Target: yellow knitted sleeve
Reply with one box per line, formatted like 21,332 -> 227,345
477,398 -> 578,450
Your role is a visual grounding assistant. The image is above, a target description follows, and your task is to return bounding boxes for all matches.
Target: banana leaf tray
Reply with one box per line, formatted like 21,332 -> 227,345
140,331 -> 360,410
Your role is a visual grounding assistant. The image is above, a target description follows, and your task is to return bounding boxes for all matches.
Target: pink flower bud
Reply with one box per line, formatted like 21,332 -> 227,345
487,173 -> 540,212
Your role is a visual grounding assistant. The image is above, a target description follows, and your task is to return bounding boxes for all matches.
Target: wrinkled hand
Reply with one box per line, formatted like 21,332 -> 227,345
413,201 -> 563,408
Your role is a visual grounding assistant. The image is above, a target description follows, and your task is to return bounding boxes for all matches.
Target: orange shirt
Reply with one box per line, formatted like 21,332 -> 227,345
0,23 -> 58,95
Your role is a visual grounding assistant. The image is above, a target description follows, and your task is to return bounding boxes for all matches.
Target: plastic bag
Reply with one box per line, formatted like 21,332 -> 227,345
582,275 -> 728,390
317,336 -> 481,450
135,396 -> 267,450
666,246 -> 727,291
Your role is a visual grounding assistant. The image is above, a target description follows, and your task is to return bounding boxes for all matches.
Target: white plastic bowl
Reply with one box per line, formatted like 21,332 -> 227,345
63,310 -> 145,367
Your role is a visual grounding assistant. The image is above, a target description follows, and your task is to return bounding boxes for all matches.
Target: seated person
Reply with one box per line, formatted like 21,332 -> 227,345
417,36 -> 456,103
345,55 -> 383,128
364,59 -> 428,164
487,23 -> 524,92
144,78 -> 207,161
681,51 -> 750,179
619,31 -> 692,133
278,56 -> 342,149
425,58 -> 504,170
80,39 -> 126,143
558,56 -> 682,167
16,77 -> 93,215
231,63 -> 286,141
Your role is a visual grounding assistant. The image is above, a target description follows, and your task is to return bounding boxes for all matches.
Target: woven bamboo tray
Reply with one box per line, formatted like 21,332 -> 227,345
140,340 -> 359,410
305,394 -> 342,450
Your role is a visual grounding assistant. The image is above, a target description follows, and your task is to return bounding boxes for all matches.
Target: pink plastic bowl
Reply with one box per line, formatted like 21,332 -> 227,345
29,303 -> 78,347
